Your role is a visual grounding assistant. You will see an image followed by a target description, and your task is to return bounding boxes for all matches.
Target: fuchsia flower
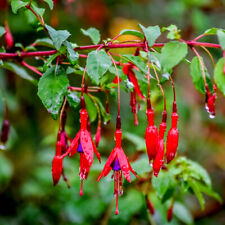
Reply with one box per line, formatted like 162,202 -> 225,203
205,84 -> 216,118
52,130 -> 71,186
97,124 -> 138,215
68,106 -> 101,195
4,21 -> 14,50
145,104 -> 158,163
166,102 -> 179,163
52,97 -> 101,195
153,111 -> 167,177
122,65 -> 145,101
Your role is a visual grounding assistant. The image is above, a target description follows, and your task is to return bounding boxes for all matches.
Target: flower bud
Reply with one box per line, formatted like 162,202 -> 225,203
4,22 -> 14,50
52,155 -> 63,186
0,119 -> 10,144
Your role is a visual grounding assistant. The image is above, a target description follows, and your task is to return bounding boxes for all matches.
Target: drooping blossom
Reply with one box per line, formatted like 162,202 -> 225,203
97,119 -> 138,215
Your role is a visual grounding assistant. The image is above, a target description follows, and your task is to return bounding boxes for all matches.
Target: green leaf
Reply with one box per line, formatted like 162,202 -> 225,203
161,41 -> 188,72
33,38 -> 54,48
204,27 -> 219,35
162,24 -> 181,40
94,97 -> 111,123
123,54 -> 148,74
173,202 -> 193,225
214,58 -> 225,96
152,172 -> 176,200
81,27 -> 101,45
190,56 -> 213,94
196,182 -> 222,203
0,27 -> 5,38
86,50 -> 112,84
83,93 -> 97,122
119,29 -> 144,39
66,90 -> 80,109
31,3 -> 45,17
64,41 -> 79,65
139,24 -> 161,47
45,25 -> 71,50
2,62 -> 35,82
0,154 -> 13,186
43,0 -> 54,10
37,66 -> 69,119
188,179 -> 205,210
11,0 -> 27,14
43,52 -> 61,71
217,29 -> 225,50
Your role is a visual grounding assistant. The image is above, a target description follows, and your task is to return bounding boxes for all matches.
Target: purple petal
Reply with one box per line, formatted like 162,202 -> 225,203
77,142 -> 84,153
111,158 -> 121,171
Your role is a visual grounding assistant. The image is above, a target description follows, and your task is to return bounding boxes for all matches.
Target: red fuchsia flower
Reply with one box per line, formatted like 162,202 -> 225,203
95,123 -> 101,147
122,64 -> 145,101
205,84 -> 216,118
153,111 -> 167,177
66,97 -> 101,195
97,120 -> 138,215
166,102 -> 179,163
0,119 -> 10,145
145,99 -> 158,163
122,64 -> 145,125
4,21 -> 14,50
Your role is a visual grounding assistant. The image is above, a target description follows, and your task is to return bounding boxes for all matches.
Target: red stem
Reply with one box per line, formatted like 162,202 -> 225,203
0,41 -> 221,60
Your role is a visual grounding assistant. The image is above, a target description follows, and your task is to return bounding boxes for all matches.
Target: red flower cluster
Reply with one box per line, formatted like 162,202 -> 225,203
145,100 -> 179,177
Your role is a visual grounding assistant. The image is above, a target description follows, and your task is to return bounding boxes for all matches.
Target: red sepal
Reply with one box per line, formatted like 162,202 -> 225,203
68,131 -> 80,157
166,112 -> 179,163
95,125 -> 101,147
122,65 -> 145,101
52,155 -> 63,186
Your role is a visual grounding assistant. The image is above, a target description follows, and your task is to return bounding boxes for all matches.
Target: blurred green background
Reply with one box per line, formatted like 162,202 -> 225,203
0,0 -> 225,224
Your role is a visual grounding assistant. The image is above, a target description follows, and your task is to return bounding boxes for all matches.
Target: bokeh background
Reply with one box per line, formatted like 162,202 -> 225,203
0,0 -> 225,224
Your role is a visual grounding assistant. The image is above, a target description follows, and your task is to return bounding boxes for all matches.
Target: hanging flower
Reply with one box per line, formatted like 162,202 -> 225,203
145,108 -> 158,163
4,21 -> 14,50
97,128 -> 138,215
153,113 -> 167,177
166,110 -> 179,163
0,119 -> 10,145
205,84 -> 216,119
66,98 -> 101,195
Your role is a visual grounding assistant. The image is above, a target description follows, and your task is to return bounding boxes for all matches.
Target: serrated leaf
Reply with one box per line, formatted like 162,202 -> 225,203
81,27 -> 101,45
123,54 -> 148,74
139,24 -> 161,47
162,24 -> 181,40
43,0 -> 53,10
0,27 -> 5,38
64,41 -> 79,65
38,66 -> 69,119
66,90 -> 80,109
161,41 -> 187,72
45,25 -> 71,50
119,29 -> 144,39
190,56 -> 213,94
214,58 -> 225,96
11,0 -> 27,14
217,29 -> 225,50
86,50 -> 112,84
34,38 -> 54,48
83,93 -> 97,122
2,62 -> 35,82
